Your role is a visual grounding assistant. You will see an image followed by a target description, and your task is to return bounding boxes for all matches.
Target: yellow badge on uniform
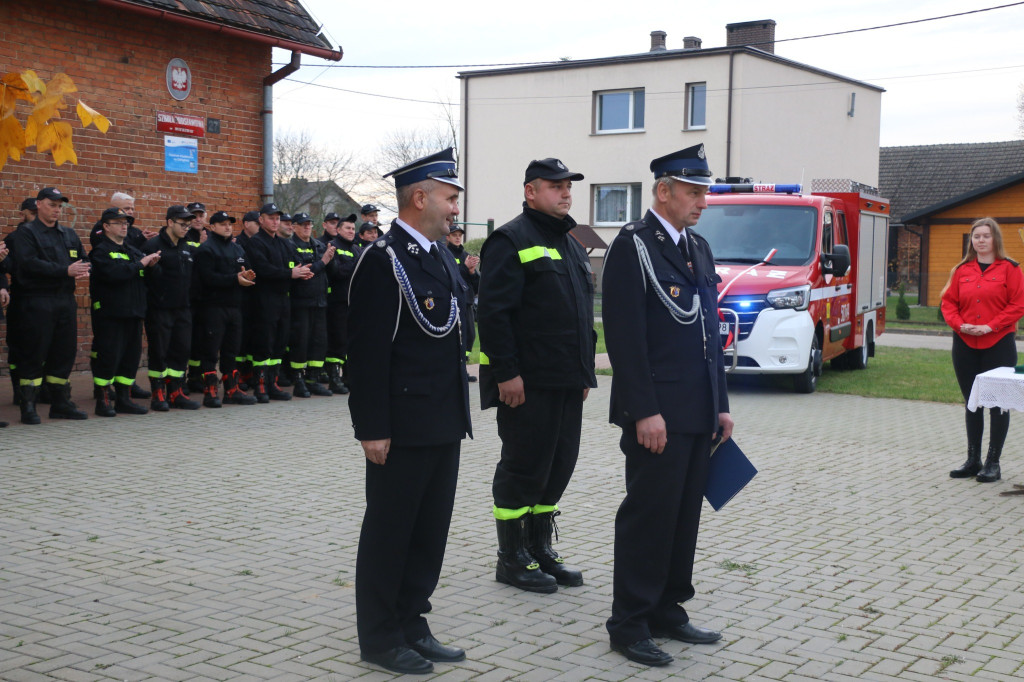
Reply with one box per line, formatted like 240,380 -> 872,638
669,285 -> 681,298
425,298 -> 435,310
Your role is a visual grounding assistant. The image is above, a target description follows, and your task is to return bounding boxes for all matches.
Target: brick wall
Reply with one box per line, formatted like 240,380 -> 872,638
1,0 -> 271,371
725,20 -> 776,53
924,182 -> 1024,306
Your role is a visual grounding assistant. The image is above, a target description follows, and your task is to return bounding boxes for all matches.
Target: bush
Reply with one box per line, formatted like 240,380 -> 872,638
896,292 -> 911,320
464,237 -> 486,256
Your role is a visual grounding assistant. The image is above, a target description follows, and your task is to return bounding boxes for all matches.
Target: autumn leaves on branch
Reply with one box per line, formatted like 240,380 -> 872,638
0,69 -> 110,171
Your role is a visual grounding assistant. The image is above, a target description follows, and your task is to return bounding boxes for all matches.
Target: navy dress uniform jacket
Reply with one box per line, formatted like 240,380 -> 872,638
603,210 -> 729,434
347,221 -> 472,446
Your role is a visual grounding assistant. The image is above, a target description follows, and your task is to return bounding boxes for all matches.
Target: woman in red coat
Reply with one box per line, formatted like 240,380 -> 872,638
941,217 -> 1024,482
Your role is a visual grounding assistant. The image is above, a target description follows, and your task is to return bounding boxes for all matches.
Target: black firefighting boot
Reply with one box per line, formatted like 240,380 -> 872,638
186,363 -> 203,394
95,385 -> 117,417
527,509 -> 584,587
267,366 -> 292,401
19,384 -> 40,425
327,362 -> 349,395
223,370 -> 256,405
276,365 -> 293,387
38,381 -> 52,404
150,377 -> 169,412
10,369 -> 20,406
977,445 -> 1002,483
49,382 -> 87,420
238,361 -> 253,392
253,367 -> 270,404
306,367 -> 332,396
130,381 -> 151,399
494,516 -> 558,594
114,383 -> 149,415
202,372 -> 222,408
950,445 -> 982,478
292,368 -> 311,398
168,378 -> 200,410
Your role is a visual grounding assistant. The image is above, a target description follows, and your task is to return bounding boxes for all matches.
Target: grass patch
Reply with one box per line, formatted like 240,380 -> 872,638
816,346 -> 961,404
718,559 -> 759,575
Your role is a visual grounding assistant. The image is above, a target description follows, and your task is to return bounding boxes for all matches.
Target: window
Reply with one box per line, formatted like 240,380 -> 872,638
822,211 -> 834,253
596,89 -> 644,132
687,82 -> 706,129
593,184 -> 643,225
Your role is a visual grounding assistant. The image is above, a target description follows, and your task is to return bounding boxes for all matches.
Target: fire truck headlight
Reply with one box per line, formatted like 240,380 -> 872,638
767,284 -> 811,311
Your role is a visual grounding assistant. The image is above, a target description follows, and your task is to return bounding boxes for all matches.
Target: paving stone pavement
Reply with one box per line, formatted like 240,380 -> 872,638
3,373 -> 1024,681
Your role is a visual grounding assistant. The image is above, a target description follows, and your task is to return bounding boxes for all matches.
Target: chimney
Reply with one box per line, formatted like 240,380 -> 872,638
650,30 -> 667,52
725,19 -> 776,53
683,36 -> 702,50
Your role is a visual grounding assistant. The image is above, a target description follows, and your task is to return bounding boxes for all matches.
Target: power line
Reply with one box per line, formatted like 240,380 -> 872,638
274,2 -> 1024,70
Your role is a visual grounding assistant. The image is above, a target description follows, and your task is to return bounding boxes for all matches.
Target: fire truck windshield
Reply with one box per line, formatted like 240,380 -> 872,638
695,205 -> 817,266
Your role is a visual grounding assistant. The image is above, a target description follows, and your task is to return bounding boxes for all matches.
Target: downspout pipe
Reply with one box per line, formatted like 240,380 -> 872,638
262,52 -> 302,203
726,51 -> 735,178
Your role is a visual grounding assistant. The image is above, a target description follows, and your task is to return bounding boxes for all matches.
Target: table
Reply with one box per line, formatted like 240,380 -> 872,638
967,366 -> 1024,413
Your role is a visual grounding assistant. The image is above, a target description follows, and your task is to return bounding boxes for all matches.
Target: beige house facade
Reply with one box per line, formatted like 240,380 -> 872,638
458,22 -> 883,246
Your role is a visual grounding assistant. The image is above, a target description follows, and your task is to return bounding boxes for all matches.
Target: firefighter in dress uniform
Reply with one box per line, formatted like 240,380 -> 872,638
348,148 -> 471,676
288,212 -> 335,397
603,144 -> 734,667
89,207 -> 160,417
195,211 -> 258,407
477,158 -> 597,594
324,213 -> 359,394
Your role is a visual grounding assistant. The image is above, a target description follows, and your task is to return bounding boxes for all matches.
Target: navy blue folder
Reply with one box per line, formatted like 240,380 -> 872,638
704,437 -> 756,511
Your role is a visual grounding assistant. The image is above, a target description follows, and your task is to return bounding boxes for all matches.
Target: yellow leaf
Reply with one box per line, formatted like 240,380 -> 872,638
77,100 -> 110,133
0,115 -> 25,167
31,92 -> 66,121
24,113 -> 39,147
46,73 -> 77,98
1,73 -> 32,118
37,121 -> 75,165
20,69 -> 46,96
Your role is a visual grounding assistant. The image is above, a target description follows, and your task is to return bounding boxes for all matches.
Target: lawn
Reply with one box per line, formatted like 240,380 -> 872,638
815,346 -> 961,404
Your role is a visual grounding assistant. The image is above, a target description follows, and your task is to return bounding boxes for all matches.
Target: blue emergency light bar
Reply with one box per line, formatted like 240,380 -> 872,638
709,184 -> 802,194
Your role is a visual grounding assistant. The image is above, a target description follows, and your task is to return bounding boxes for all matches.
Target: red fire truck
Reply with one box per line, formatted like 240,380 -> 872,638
699,180 -> 890,393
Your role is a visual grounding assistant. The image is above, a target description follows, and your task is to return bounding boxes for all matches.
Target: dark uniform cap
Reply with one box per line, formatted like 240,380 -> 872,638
383,147 -> 464,190
342,213 -> 358,223
448,224 -> 465,233
524,158 -> 584,185
650,144 -> 713,186
186,201 -> 206,214
323,212 -> 341,222
243,210 -> 260,222
280,213 -> 293,222
291,212 -> 312,224
20,197 -> 37,211
100,207 -> 130,223
37,187 -> 70,203
259,203 -> 283,216
360,204 -> 380,215
209,210 -> 236,224
358,223 -> 378,235
165,205 -> 195,221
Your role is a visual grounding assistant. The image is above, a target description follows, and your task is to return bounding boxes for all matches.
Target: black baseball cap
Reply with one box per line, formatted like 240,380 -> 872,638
448,225 -> 465,233
186,201 -> 206,214
259,203 -> 283,216
342,213 -> 358,223
323,212 -> 340,222
20,198 -> 37,211
100,207 -> 130,223
524,158 -> 584,185
37,187 -> 70,203
243,210 -> 260,222
210,210 -> 236,224
360,204 -> 380,215
358,223 -> 378,235
165,205 -> 195,221
280,213 -> 293,222
291,212 -> 312,224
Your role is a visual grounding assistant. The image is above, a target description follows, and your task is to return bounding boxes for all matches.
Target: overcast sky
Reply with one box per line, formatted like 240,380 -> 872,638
273,0 -> 1024,168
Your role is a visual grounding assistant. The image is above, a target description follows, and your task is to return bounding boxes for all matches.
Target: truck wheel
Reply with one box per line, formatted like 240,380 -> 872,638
848,323 -> 872,370
793,336 -> 819,394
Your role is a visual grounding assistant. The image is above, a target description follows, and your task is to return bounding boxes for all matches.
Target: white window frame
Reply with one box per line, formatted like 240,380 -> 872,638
592,183 -> 643,226
595,89 -> 645,134
686,82 -> 707,130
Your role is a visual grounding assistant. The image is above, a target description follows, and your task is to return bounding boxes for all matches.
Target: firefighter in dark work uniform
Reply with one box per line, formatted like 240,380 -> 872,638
89,207 -> 160,417
14,187 -> 90,424
349,148 -> 471,675
185,201 -> 208,393
603,144 -> 733,667
477,158 -> 597,594
236,210 -> 261,390
444,224 -> 480,382
324,213 -> 359,394
288,212 -> 335,397
142,206 -> 200,411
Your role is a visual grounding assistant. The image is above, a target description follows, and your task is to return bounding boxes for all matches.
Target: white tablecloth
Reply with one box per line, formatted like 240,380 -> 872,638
967,367 -> 1024,412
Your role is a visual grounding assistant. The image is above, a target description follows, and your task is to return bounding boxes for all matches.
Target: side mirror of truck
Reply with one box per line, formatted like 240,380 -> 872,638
821,244 -> 851,276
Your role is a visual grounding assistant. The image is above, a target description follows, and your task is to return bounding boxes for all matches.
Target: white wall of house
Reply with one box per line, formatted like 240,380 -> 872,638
459,50 -> 881,246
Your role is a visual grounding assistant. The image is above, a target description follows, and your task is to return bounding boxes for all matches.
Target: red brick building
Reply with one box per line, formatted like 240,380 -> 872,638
1,0 -> 341,370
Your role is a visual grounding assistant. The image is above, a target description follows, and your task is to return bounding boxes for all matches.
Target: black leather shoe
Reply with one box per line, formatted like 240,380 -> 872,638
651,622 -> 722,644
409,635 -> 466,662
610,638 -> 672,666
360,645 -> 433,675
